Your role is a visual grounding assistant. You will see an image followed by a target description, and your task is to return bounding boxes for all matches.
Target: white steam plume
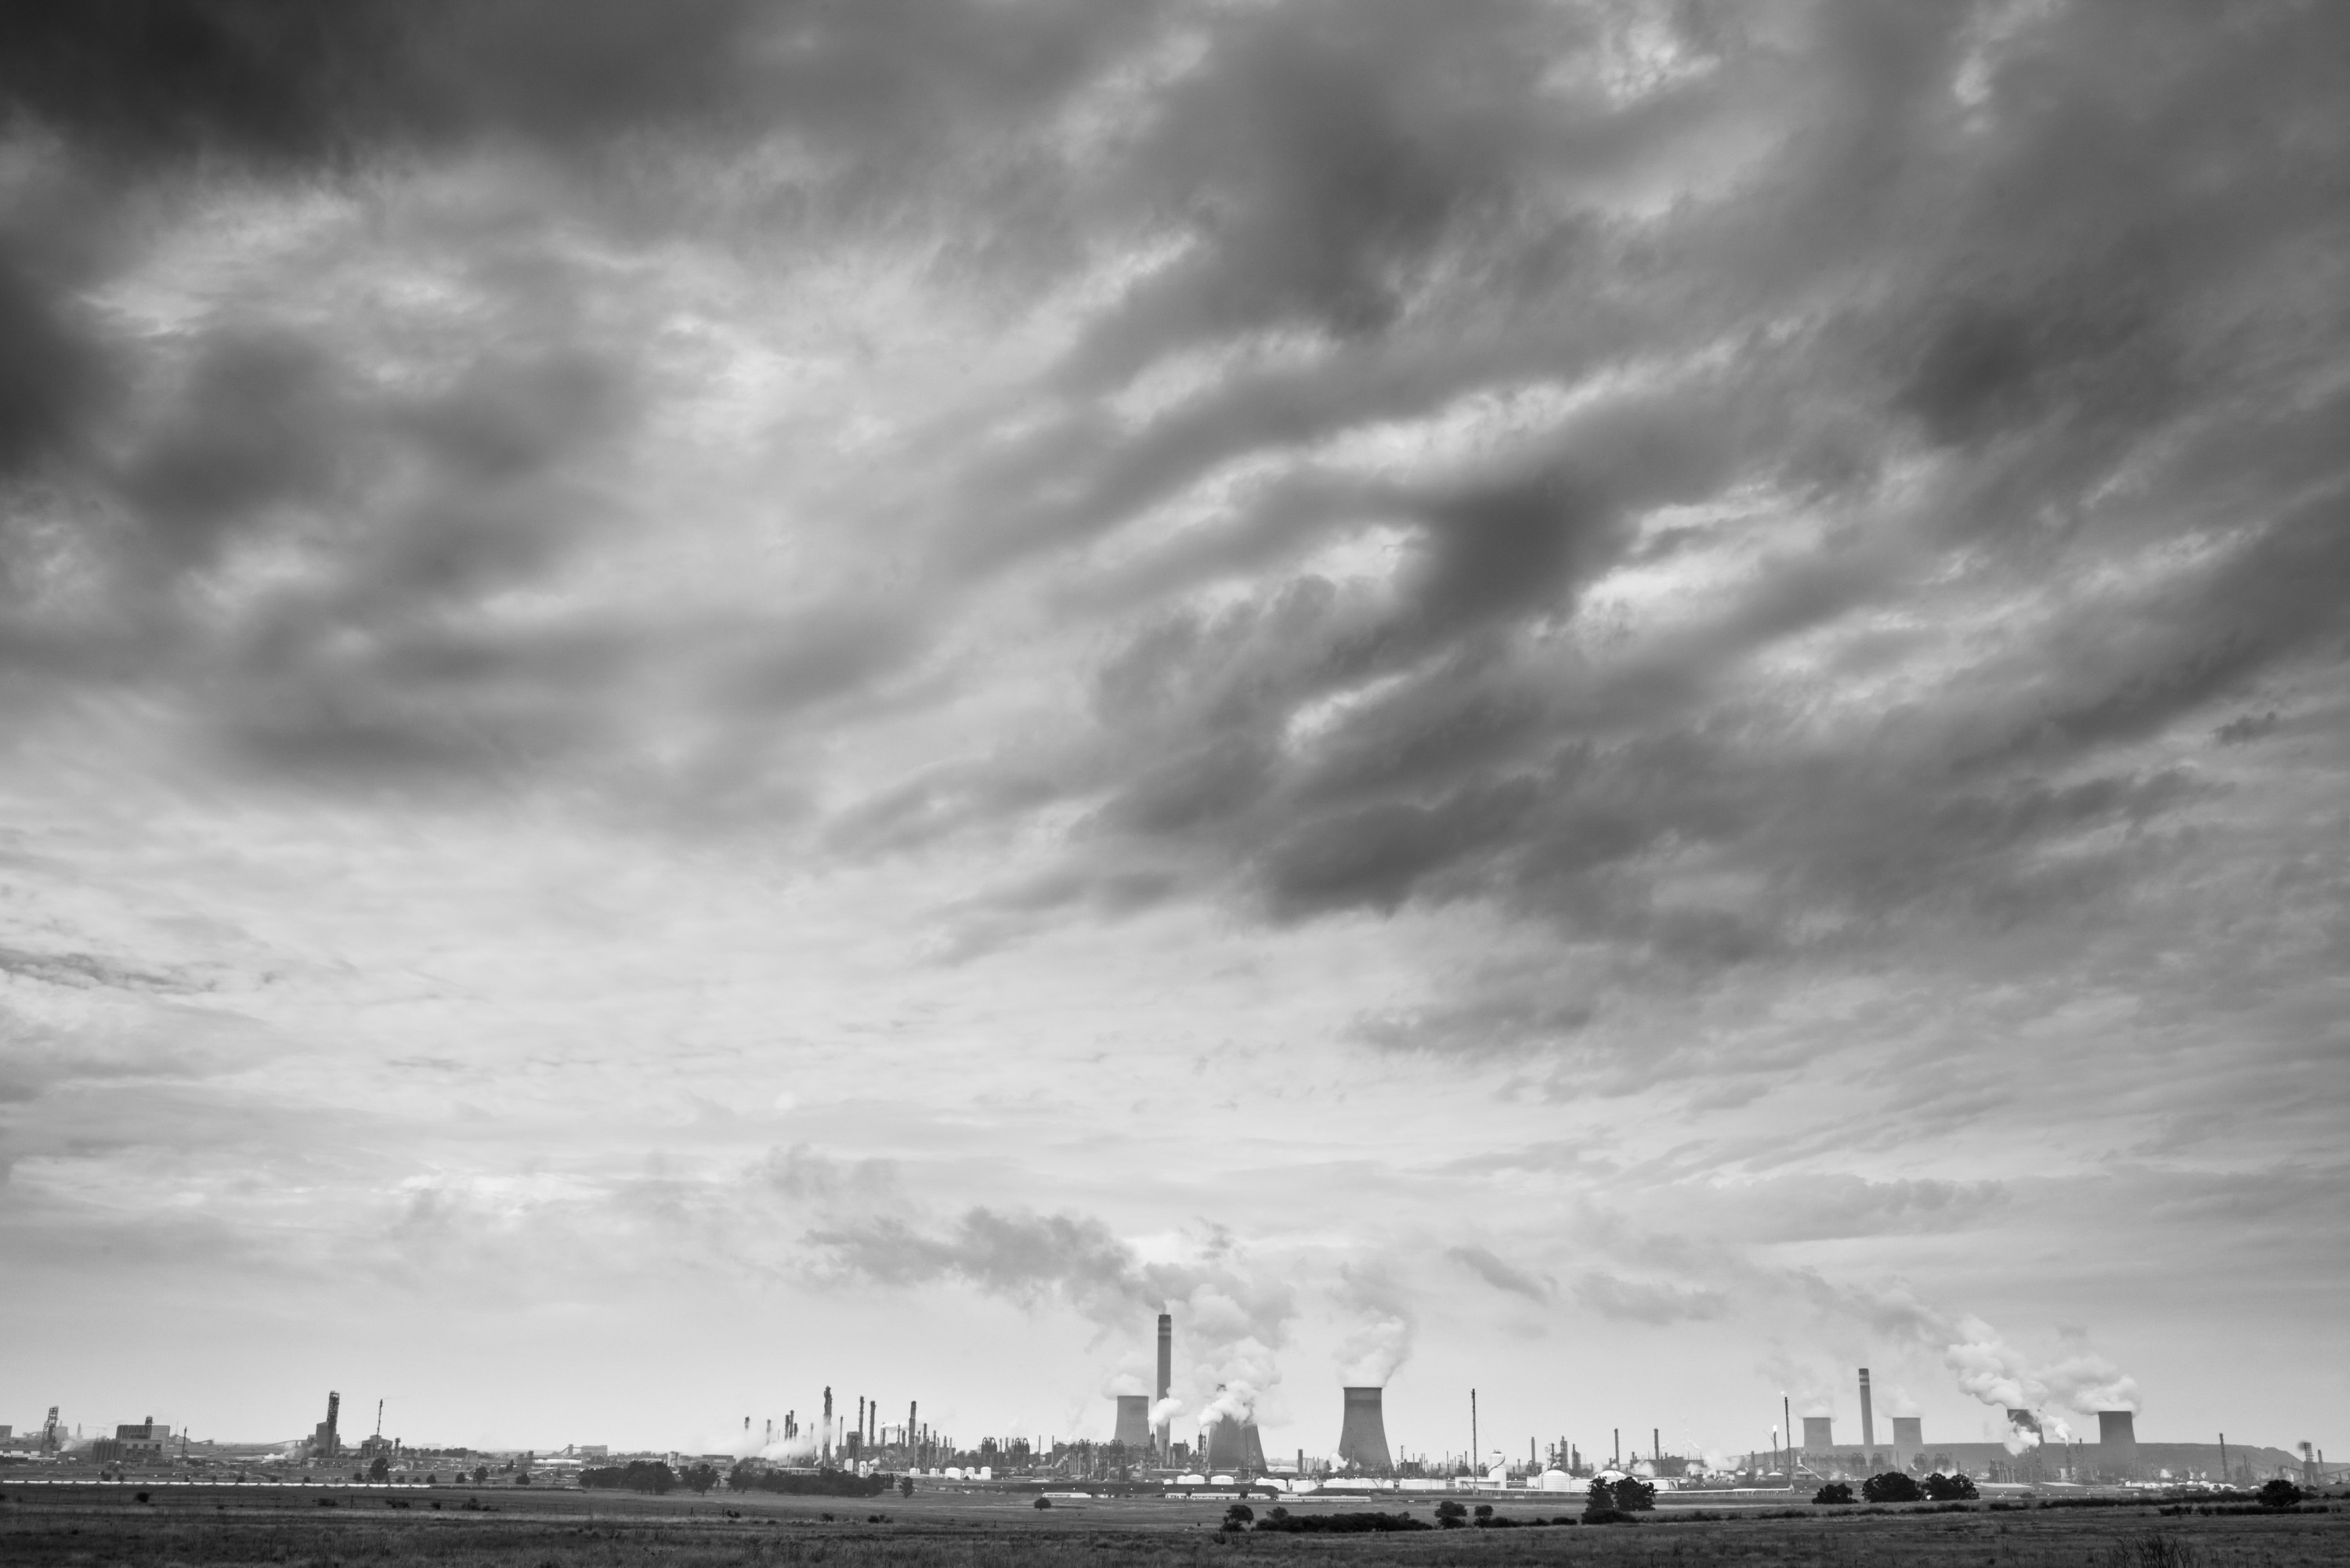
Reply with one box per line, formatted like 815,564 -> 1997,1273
1332,1261 -> 1415,1387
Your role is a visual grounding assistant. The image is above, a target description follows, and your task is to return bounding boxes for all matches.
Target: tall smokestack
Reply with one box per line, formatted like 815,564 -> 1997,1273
2098,1411 -> 2138,1481
823,1388 -> 833,1460
1802,1416 -> 1833,1453
1155,1313 -> 1173,1454
1857,1369 -> 1875,1450
1336,1386 -> 1393,1472
1113,1396 -> 1151,1448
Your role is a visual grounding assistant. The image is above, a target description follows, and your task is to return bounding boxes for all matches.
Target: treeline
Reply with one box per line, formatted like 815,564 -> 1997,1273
579,1461 -> 721,1495
726,1463 -> 892,1498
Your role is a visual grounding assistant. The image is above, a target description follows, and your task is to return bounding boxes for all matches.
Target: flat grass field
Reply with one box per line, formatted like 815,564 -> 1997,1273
3,1484 -> 2345,1566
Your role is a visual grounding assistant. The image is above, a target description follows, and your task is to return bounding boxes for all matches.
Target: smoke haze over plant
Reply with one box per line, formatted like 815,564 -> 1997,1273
0,0 -> 2345,1457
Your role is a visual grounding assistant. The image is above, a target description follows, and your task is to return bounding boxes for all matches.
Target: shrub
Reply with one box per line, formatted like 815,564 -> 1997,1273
1436,1498 -> 1468,1528
1032,1496 -> 1051,1510
581,1461 -> 675,1495
2258,1480 -> 2305,1510
1863,1471 -> 1924,1503
1923,1472 -> 1980,1501
1252,1511 -> 1430,1534
1813,1482 -> 1855,1505
1588,1476 -> 1656,1515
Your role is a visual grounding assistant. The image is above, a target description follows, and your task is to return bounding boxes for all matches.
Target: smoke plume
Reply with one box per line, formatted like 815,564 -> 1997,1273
1332,1261 -> 1415,1386
1943,1314 -> 2142,1418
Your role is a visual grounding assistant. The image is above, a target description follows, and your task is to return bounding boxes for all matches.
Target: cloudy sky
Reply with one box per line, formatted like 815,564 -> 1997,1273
2,1 -> 2344,1463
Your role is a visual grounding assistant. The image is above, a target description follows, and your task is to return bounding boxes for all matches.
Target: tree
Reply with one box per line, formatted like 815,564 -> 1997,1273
2258,1479 -> 2305,1509
1032,1495 -> 1051,1510
898,1476 -> 914,1498
1922,1472 -> 1978,1501
1223,1503 -> 1254,1532
369,1457 -> 391,1483
1437,1499 -> 1469,1528
681,1463 -> 720,1495
1862,1472 -> 1923,1503
473,1465 -> 490,1485
1813,1481 -> 1854,1505
1612,1476 -> 1656,1511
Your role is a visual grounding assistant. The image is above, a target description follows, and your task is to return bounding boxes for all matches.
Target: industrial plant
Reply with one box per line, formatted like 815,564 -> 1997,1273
1,1339 -> 2331,1506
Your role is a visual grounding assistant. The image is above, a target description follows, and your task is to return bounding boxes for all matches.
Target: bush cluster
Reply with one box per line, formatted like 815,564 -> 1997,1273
1251,1509 -> 1431,1534
726,1464 -> 891,1498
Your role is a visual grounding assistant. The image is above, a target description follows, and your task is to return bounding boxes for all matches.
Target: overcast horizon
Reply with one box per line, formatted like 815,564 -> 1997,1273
2,2 -> 2345,1465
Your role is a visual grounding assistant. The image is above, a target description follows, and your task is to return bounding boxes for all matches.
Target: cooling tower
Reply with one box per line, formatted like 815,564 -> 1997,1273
1892,1415 -> 1923,1457
1857,1369 -> 1875,1450
1114,1395 -> 1151,1448
1155,1312 -> 1173,1453
1802,1416 -> 1834,1452
1336,1386 -> 1394,1472
1204,1414 -> 1253,1471
2098,1411 -> 2138,1480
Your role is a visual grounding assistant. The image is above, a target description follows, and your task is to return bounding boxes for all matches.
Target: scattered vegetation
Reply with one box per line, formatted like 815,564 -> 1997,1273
1251,1508 -> 1432,1534
726,1465 -> 891,1499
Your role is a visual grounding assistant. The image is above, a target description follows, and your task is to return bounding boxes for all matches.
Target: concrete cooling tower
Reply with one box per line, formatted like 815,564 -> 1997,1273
1336,1386 -> 1393,1472
1113,1395 -> 1151,1448
1892,1415 -> 1923,1458
1202,1414 -> 1267,1472
2099,1411 -> 2138,1480
1802,1417 -> 1834,1452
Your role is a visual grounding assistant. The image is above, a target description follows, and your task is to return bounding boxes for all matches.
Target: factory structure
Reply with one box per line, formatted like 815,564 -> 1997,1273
0,1341 -> 2327,1498
1765,1369 -> 2180,1487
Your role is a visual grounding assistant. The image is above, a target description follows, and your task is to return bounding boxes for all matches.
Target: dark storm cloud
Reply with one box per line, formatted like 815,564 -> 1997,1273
2,0 -> 2347,1084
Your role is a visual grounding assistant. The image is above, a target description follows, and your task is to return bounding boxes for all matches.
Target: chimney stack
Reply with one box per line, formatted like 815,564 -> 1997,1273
2097,1411 -> 2138,1481
1155,1312 -> 1173,1456
1336,1386 -> 1394,1472
1857,1369 -> 1875,1451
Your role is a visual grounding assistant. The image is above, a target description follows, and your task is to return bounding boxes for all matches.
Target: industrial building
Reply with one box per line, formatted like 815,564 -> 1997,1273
310,1391 -> 342,1459
1336,1386 -> 1394,1472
